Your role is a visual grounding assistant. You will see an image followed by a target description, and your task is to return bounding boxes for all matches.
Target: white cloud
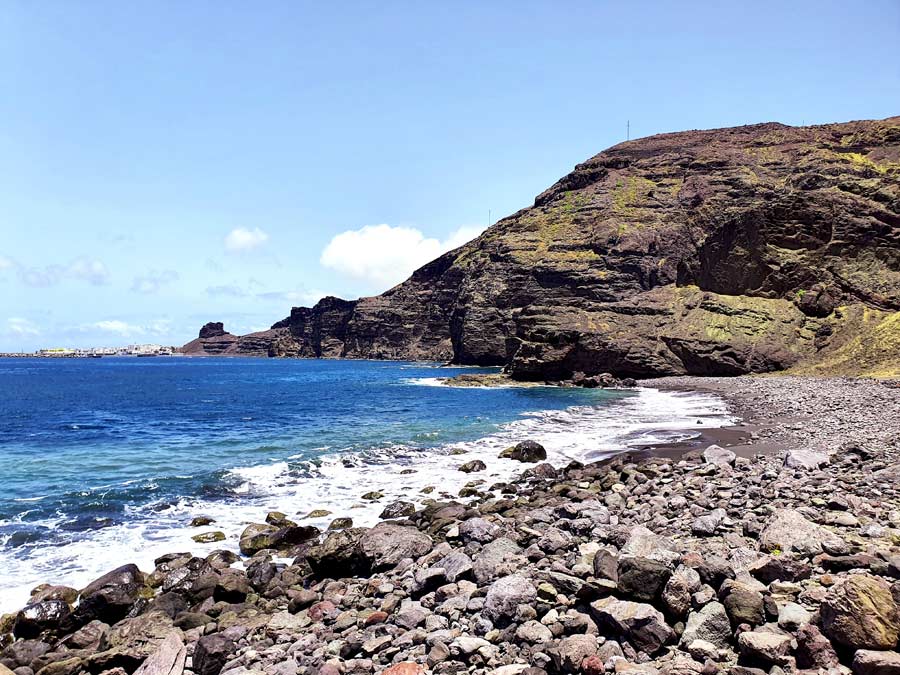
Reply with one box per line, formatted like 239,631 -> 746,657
224,227 -> 269,252
6,317 -> 40,337
256,288 -> 329,305
207,284 -> 248,297
92,320 -> 141,336
8,256 -> 110,287
131,269 -> 178,294
65,257 -> 110,285
320,224 -> 485,289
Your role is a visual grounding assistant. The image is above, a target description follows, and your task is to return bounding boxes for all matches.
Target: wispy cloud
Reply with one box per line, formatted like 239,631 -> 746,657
320,224 -> 484,289
206,284 -> 248,297
91,320 -> 141,336
5,317 -> 40,337
80,318 -> 175,339
224,227 -> 269,253
131,269 -> 178,294
4,256 -> 111,287
256,289 -> 329,305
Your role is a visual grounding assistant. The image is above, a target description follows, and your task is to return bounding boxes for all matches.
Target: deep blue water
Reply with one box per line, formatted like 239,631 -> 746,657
0,357 -> 617,517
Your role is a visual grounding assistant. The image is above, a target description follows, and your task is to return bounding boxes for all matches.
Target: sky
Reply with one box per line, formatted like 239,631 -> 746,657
1,1 -> 898,351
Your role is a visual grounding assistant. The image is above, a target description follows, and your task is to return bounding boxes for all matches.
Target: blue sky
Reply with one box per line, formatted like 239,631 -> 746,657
1,1 -> 898,350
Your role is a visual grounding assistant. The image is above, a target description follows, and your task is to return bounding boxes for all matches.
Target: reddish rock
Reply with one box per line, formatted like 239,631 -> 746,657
582,654 -> 606,675
364,611 -> 389,626
382,663 -> 425,675
308,600 -> 339,622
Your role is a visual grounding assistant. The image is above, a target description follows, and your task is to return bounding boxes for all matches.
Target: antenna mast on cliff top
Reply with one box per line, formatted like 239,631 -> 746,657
627,120 -> 630,141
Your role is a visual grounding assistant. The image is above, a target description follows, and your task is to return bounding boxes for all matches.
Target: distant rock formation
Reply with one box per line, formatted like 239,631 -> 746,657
184,117 -> 900,378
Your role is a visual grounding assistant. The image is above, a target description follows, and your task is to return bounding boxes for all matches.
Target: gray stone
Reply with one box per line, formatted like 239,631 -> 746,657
516,620 -> 553,644
703,445 -> 736,469
692,509 -> 726,536
483,574 -> 537,624
777,602 -> 811,630
784,448 -> 829,470
737,631 -> 792,666
473,538 -> 526,583
679,601 -> 731,649
759,508 -> 844,557
853,650 -> 900,675
359,523 -> 433,570
589,597 -> 673,654
458,517 -> 500,544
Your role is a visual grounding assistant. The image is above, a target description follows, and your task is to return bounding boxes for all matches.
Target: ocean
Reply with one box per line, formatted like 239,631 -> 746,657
0,357 -> 733,611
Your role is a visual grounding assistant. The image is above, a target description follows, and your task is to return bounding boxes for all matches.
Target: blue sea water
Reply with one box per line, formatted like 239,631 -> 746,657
0,357 -> 732,610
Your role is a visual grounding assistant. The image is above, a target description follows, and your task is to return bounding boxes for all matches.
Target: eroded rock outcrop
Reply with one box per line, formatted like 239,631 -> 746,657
184,117 -> 900,378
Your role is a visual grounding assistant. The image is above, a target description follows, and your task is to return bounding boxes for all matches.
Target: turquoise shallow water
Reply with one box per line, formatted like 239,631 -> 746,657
0,356 -> 732,610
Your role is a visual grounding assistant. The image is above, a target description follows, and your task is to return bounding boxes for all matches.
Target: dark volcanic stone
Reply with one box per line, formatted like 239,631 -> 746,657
70,564 -> 145,627
616,557 -> 672,602
500,440 -> 548,463
194,634 -> 234,675
13,600 -> 71,639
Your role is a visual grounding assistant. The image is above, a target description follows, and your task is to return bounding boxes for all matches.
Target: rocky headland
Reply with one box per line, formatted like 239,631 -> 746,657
183,117 -> 900,379
3,376 -> 900,675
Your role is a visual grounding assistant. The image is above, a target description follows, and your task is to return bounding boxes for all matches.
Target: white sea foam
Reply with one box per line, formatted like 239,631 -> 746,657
0,386 -> 734,612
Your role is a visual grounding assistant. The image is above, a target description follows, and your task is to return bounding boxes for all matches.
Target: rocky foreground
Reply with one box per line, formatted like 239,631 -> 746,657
3,377 -> 900,675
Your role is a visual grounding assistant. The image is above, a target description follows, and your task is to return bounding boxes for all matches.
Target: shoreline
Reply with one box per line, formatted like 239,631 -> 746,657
0,385 -> 730,615
2,376 -> 899,675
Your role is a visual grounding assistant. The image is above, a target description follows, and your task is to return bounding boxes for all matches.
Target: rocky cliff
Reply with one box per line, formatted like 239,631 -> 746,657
183,117 -> 900,378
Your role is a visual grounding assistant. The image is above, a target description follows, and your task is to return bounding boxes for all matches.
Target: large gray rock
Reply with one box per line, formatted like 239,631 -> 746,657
617,556 -> 672,602
679,601 -> 731,649
692,509 -> 726,536
516,620 -> 553,644
359,523 -> 434,570
589,597 -> 674,654
759,508 -> 843,557
784,448 -> 829,469
473,537 -> 526,583
703,445 -> 736,469
738,631 -> 792,666
619,526 -> 680,566
132,632 -> 186,675
458,517 -> 500,544
483,574 -> 537,625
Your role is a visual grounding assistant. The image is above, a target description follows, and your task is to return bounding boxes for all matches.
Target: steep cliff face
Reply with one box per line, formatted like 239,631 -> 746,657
185,117 -> 900,378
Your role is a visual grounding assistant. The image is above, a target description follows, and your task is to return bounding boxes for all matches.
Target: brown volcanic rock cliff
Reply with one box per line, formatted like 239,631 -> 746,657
185,117 -> 900,377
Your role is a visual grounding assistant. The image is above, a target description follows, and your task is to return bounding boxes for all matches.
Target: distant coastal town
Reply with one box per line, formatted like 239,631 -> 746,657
0,344 -> 180,358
